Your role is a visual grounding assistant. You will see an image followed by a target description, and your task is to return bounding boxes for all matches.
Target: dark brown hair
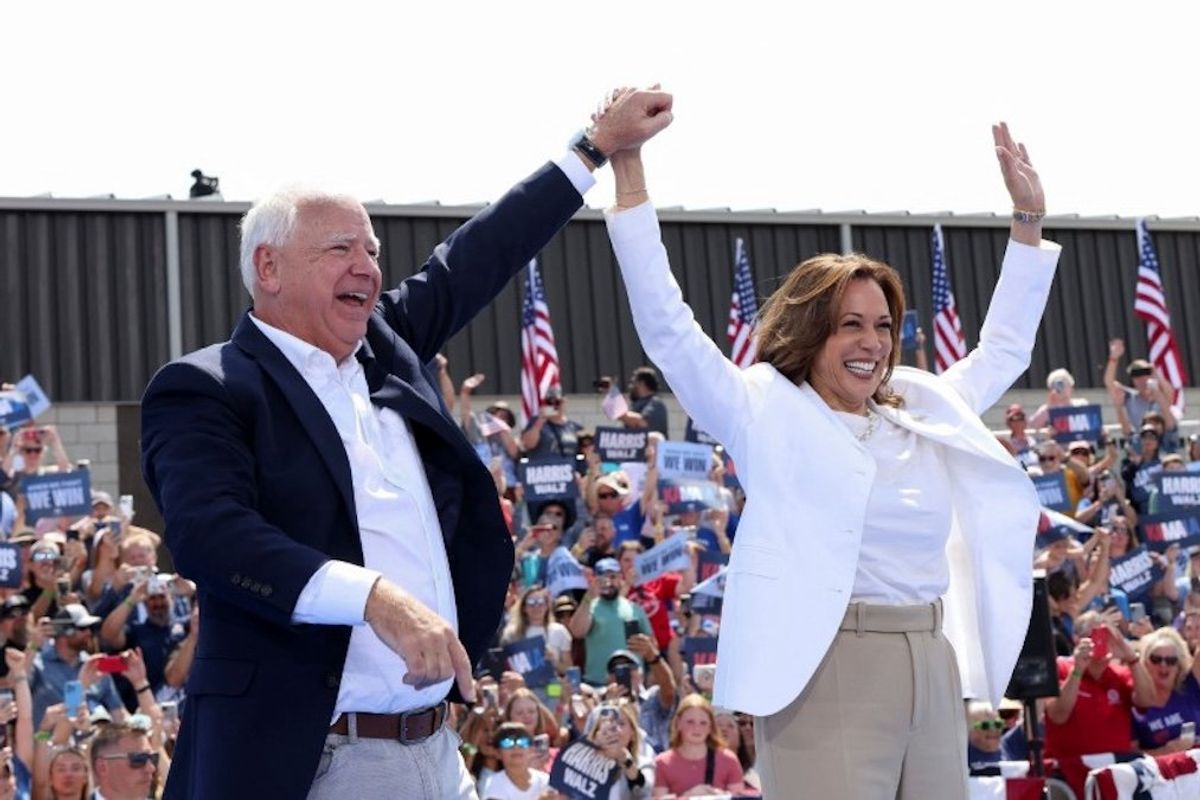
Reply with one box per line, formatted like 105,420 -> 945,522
755,253 -> 906,407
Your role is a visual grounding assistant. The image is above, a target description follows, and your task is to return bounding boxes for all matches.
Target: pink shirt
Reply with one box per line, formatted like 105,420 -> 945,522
653,748 -> 744,795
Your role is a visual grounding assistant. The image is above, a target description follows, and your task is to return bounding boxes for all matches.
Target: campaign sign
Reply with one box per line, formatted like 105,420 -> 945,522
1031,473 -> 1070,512
901,309 -> 920,351
634,531 -> 693,585
20,471 -> 92,523
1048,404 -> 1104,444
519,457 -> 579,502
594,426 -> 646,463
0,544 -> 22,589
546,546 -> 588,599
0,391 -> 33,431
548,738 -> 620,800
15,375 -> 51,418
1139,513 -> 1200,552
502,635 -> 556,689
1151,473 -> 1200,513
684,418 -> 720,447
683,636 -> 719,671
1108,546 -> 1164,602
659,479 -> 723,516
657,441 -> 714,482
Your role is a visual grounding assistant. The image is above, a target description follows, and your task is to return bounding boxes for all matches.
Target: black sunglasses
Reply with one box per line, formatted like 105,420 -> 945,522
597,492 -> 619,500
99,751 -> 159,769
1148,654 -> 1180,667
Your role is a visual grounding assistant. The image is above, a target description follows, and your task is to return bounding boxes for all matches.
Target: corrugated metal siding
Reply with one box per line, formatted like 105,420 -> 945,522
0,209 -> 168,401
2,199 -> 1197,402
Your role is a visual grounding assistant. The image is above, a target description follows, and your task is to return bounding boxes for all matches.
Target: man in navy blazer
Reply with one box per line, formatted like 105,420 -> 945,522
140,90 -> 674,799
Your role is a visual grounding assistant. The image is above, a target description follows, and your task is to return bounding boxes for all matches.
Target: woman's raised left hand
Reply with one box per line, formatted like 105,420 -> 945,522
993,122 -> 1045,212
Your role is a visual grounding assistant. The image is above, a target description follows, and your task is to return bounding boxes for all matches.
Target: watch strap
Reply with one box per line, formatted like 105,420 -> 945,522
570,129 -> 608,169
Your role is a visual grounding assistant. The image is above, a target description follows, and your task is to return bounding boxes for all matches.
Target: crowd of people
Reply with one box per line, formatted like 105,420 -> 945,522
1,335 -> 1197,798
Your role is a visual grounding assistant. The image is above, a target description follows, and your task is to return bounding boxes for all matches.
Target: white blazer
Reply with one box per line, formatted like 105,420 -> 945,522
605,202 -> 1062,716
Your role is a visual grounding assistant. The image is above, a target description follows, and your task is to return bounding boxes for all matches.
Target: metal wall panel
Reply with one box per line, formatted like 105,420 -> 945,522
0,209 -> 168,401
2,196 -> 1197,403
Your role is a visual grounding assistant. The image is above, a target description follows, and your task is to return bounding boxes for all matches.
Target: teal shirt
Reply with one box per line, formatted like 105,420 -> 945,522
583,596 -> 652,685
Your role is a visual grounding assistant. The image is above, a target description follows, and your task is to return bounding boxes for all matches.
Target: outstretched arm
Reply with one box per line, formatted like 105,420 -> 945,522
940,123 -> 1061,413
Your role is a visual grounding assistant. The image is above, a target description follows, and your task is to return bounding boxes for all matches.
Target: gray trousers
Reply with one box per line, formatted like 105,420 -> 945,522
307,718 -> 478,800
754,601 -> 969,800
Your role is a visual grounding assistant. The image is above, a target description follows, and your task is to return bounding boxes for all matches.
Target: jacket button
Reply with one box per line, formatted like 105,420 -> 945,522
231,573 -> 241,585
326,674 -> 340,689
241,577 -> 253,589
260,585 -> 273,597
250,582 -> 261,593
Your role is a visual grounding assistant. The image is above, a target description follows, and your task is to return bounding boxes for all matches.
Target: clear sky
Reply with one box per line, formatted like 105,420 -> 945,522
5,1 -> 1199,218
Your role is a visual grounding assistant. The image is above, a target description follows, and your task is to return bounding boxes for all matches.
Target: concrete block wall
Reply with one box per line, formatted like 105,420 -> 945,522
34,403 -> 121,499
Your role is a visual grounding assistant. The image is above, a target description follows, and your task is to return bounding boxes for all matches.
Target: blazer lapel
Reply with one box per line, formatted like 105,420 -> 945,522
231,314 -> 359,526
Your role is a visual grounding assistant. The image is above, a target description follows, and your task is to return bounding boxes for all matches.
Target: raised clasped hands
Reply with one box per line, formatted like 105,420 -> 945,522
589,85 -> 674,158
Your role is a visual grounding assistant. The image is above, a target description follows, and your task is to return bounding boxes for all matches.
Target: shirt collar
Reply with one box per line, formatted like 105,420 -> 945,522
248,313 -> 363,384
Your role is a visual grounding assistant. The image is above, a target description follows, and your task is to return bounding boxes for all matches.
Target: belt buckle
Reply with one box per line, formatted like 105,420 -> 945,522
398,701 -> 443,744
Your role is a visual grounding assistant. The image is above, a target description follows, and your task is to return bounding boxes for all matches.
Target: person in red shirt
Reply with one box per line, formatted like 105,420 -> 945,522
1043,612 -> 1155,795
618,541 -> 694,654
653,693 -> 744,798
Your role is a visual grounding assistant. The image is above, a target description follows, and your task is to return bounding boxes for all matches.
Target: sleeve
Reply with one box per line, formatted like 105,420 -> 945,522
605,202 -> 764,452
141,362 -> 332,628
939,238 -> 1062,414
292,560 -> 381,625
377,161 -> 586,363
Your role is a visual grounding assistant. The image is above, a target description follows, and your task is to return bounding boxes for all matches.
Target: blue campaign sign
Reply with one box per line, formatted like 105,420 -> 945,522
901,309 -> 920,351
0,391 -> 33,431
15,375 -> 51,418
1139,512 -> 1200,552
1048,403 -> 1104,444
1108,545 -> 1164,603
502,635 -> 556,689
1031,473 -> 1071,512
657,441 -> 713,481
20,471 -> 92,523
682,636 -> 719,671
634,531 -> 693,585
659,479 -> 723,515
518,457 -> 580,502
1151,473 -> 1200,513
594,426 -> 647,463
548,738 -> 620,800
0,544 -> 21,589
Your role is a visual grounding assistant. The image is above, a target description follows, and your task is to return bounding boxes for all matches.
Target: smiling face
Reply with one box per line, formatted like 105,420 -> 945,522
1147,643 -> 1181,689
809,278 -> 893,414
253,198 -> 382,363
677,707 -> 712,747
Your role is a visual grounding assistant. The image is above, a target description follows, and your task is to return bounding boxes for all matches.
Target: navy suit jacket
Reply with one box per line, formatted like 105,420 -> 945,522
140,163 -> 583,798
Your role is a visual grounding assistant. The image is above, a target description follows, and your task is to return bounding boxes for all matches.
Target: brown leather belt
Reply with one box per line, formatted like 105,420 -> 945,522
329,701 -> 448,744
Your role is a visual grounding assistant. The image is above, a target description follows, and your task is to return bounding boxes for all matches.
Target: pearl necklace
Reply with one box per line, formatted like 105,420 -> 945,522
856,409 -> 879,443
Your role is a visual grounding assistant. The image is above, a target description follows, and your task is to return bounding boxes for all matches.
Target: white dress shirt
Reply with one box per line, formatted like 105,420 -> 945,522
252,153 -> 594,718
835,407 -> 953,604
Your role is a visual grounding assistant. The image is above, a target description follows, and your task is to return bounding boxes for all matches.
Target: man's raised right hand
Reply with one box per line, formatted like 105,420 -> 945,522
589,86 -> 673,156
364,578 -> 475,702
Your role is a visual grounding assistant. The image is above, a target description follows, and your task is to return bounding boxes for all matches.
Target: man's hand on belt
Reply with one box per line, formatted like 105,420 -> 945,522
364,578 -> 475,702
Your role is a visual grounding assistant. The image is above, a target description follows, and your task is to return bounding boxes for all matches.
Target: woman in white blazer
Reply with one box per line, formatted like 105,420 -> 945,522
601,117 -> 1060,798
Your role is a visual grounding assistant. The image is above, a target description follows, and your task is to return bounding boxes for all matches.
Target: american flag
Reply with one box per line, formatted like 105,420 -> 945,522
931,224 -> 967,373
1135,219 -> 1189,414
726,238 -> 758,369
520,258 -> 561,422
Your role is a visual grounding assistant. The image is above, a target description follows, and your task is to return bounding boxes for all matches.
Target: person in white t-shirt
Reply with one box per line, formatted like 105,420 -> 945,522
479,722 -> 550,800
500,586 -> 573,673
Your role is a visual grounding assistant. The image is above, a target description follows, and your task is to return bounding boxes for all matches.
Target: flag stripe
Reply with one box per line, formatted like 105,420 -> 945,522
1134,220 -> 1188,415
726,238 -> 759,369
931,225 -> 967,373
520,258 -> 561,422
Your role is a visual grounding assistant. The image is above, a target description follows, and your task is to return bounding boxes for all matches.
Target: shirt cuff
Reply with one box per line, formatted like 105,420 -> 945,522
292,560 -> 381,625
554,151 -> 597,198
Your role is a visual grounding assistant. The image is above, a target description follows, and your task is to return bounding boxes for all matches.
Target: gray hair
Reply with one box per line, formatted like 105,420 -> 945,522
238,186 -> 360,297
1046,368 -> 1075,391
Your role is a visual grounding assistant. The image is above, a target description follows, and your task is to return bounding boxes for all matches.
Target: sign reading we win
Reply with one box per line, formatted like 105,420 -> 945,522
20,472 -> 92,523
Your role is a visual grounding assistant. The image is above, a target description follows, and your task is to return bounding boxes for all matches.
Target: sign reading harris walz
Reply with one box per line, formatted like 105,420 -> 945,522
1139,472 -> 1200,551
594,426 -> 647,463
1047,404 -> 1105,444
518,457 -> 580,502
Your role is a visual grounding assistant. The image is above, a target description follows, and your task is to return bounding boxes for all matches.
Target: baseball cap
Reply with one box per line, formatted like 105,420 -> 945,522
594,558 -> 621,575
553,595 -> 577,614
0,596 -> 29,618
606,649 -> 639,672
53,604 -> 101,631
91,490 -> 114,508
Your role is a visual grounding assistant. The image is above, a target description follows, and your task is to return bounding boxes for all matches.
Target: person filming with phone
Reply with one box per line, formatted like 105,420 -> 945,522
569,559 -> 651,687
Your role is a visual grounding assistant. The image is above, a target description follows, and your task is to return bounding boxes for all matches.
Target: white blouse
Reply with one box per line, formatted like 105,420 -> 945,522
835,404 -> 954,605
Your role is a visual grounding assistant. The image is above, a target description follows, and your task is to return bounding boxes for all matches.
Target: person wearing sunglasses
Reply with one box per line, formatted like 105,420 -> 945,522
90,721 -> 159,800
996,402 -> 1037,470
964,700 -> 1007,773
479,722 -> 549,800
1131,627 -> 1200,755
499,587 -> 573,675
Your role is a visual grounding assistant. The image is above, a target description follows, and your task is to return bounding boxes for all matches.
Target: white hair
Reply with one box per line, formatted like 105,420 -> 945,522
238,186 -> 361,297
1046,368 -> 1075,390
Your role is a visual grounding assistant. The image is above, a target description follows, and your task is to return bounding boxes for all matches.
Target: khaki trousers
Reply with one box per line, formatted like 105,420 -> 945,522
755,601 -> 969,800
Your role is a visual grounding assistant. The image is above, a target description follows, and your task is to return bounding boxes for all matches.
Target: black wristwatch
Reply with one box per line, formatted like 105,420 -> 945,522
569,129 -> 608,169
